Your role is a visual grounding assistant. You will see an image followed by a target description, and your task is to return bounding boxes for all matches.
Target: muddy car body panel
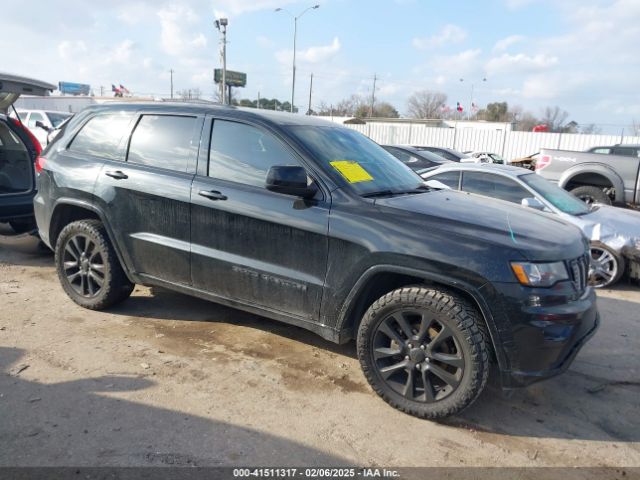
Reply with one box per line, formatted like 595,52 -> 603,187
35,103 -> 598,394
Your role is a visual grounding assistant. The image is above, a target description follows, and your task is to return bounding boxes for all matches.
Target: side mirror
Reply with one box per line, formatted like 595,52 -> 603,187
266,165 -> 318,198
521,197 -> 545,211
35,121 -> 50,132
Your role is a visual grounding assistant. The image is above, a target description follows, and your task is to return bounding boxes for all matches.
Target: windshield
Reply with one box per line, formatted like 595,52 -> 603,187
290,126 -> 424,195
521,173 -> 590,215
47,112 -> 72,128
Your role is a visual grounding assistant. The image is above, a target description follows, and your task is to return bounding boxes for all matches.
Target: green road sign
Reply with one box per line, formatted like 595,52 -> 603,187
214,69 -> 247,87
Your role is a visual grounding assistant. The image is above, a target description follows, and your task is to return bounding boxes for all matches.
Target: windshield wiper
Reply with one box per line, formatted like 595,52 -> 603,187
362,185 -> 431,198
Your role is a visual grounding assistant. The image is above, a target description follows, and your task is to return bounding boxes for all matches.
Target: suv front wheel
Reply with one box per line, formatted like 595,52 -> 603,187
55,219 -> 134,310
357,286 -> 489,419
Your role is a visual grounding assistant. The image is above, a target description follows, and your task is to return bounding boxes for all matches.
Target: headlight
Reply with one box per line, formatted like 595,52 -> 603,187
510,261 -> 568,287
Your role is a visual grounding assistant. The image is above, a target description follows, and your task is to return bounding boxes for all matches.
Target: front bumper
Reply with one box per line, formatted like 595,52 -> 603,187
481,281 -> 599,388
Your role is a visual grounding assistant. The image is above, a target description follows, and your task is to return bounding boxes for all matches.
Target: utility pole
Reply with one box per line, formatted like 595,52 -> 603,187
169,69 -> 174,99
257,91 -> 261,109
215,18 -> 229,104
369,74 -> 377,117
307,73 -> 313,115
99,85 -> 104,97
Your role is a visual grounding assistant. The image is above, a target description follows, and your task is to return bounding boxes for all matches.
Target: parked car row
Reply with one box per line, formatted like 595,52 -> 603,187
0,72 -> 614,421
9,109 -> 72,147
421,163 -> 640,288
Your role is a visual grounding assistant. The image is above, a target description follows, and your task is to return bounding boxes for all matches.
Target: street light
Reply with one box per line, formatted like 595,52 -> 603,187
459,77 -> 487,120
275,4 -> 320,113
215,17 -> 228,104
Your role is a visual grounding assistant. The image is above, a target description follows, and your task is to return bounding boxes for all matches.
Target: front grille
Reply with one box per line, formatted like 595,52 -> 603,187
569,254 -> 589,293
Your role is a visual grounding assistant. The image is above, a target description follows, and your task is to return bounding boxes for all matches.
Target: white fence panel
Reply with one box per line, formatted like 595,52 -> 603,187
453,129 -> 504,155
343,121 -> 640,161
410,126 -> 455,147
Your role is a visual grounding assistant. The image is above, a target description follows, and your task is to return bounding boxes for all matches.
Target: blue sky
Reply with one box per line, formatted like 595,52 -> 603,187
2,0 -> 638,130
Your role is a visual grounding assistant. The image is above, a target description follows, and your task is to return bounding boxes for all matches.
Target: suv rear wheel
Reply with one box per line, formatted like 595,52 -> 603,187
55,219 -> 134,309
357,286 -> 489,419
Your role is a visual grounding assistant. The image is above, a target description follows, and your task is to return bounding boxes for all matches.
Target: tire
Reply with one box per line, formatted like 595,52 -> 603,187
55,219 -> 134,309
9,219 -> 37,234
590,242 -> 625,288
357,286 -> 489,419
570,185 -> 612,206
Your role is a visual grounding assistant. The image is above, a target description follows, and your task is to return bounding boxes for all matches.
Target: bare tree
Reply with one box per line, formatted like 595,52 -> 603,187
580,123 -> 602,134
176,88 -> 202,101
407,90 -> 448,119
630,119 -> 640,136
541,106 -> 569,132
515,112 -> 540,132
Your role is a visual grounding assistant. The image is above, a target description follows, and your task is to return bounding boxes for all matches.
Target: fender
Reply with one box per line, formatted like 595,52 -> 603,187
336,264 -> 508,372
558,163 -> 625,203
49,197 -> 139,284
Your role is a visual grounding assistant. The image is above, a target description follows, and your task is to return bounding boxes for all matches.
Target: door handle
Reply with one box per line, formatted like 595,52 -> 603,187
198,190 -> 227,201
105,170 -> 128,180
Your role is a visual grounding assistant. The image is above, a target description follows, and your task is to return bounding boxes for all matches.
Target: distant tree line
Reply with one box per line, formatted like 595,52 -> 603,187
228,89 -> 609,134
404,89 -> 600,133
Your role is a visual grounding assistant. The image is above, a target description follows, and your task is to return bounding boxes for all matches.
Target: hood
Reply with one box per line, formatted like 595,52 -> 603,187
568,205 -> 640,254
0,73 -> 55,114
376,189 -> 586,261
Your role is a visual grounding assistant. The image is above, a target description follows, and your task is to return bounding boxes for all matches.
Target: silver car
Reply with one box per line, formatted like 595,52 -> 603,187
421,163 -> 640,288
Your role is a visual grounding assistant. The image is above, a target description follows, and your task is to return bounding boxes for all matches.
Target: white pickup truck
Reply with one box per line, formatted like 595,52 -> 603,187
536,147 -> 640,207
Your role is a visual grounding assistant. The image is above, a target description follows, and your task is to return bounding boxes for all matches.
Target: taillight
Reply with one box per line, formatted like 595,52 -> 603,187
10,118 -> 42,156
536,154 -> 552,171
35,156 -> 47,174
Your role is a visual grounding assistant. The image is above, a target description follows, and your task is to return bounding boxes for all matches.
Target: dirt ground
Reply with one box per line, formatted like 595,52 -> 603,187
0,224 -> 639,469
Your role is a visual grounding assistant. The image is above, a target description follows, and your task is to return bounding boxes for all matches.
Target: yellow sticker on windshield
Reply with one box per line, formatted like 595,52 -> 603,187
330,161 -> 374,183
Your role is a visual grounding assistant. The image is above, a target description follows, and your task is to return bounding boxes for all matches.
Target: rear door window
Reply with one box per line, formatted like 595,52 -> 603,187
68,113 -> 134,161
208,119 -> 300,187
429,171 -> 460,189
127,115 -> 197,172
461,172 -> 530,204
383,147 -> 436,170
612,147 -> 639,157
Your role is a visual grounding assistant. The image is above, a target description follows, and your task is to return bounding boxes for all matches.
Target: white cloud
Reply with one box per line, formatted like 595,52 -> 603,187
157,5 -> 207,56
104,39 -> 136,64
493,35 -> 525,52
505,0 -> 538,10
521,75 -> 561,99
432,49 -> 482,75
412,24 -> 467,49
57,40 -> 87,60
213,0 -> 299,16
256,35 -> 275,49
276,37 -> 341,65
485,53 -> 558,75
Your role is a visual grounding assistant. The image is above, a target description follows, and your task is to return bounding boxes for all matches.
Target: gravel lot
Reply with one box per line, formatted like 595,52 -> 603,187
0,224 -> 639,470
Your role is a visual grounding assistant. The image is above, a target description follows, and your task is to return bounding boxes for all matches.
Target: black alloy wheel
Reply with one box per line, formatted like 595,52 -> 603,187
373,309 -> 465,402
62,233 -> 106,297
357,286 -> 489,419
55,219 -> 134,309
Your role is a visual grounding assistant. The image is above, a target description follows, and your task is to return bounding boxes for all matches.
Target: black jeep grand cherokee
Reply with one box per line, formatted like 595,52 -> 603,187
34,103 -> 598,419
